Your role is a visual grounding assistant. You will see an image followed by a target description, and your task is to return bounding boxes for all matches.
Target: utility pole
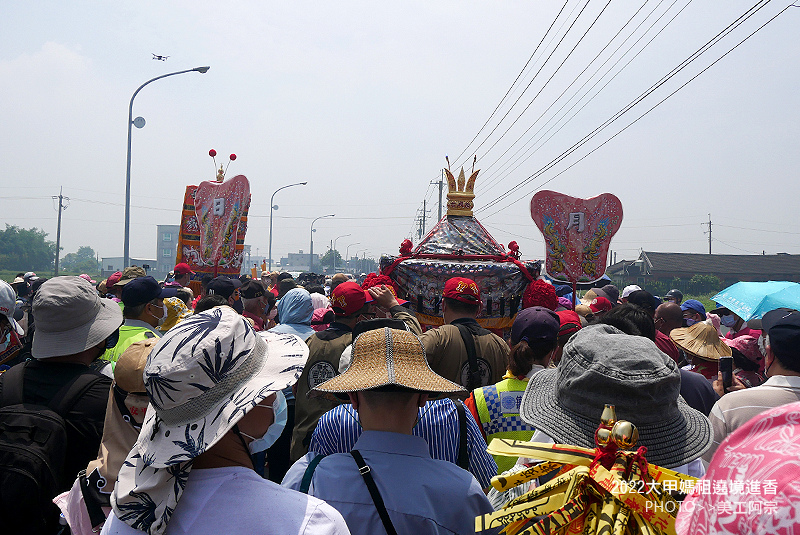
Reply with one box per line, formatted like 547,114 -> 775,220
416,200 -> 430,239
52,187 -> 69,276
431,171 -> 444,222
703,214 -> 712,254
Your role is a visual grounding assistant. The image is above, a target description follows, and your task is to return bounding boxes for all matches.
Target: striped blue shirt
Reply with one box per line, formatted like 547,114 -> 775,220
309,398 -> 497,488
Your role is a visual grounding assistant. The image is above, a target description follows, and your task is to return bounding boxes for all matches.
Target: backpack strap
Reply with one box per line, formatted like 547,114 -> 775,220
0,362 -> 27,406
350,450 -> 398,535
0,362 -> 105,416
299,454 -> 327,494
454,400 -> 469,470
48,371 -> 107,417
455,323 -> 481,391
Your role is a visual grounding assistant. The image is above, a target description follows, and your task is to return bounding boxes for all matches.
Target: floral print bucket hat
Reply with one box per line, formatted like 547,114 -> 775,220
111,306 -> 309,535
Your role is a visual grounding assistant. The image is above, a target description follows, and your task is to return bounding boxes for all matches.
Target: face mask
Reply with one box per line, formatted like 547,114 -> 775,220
0,331 -> 10,352
720,315 -> 736,328
240,391 -> 287,454
151,303 -> 168,327
267,307 -> 277,321
684,318 -> 697,327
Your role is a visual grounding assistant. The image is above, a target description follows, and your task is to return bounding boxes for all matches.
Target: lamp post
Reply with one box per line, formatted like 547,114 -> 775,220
332,233 -> 351,273
345,242 -> 361,273
268,182 -> 307,271
310,214 -> 335,273
124,66 -> 210,268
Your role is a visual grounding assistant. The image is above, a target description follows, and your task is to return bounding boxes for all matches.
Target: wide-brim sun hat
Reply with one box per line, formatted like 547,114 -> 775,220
134,306 -> 309,468
670,320 -> 732,362
314,327 -> 465,395
520,324 -> 712,468
31,276 -> 123,358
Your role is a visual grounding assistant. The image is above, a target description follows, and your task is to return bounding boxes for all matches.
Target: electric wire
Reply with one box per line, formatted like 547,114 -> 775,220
449,0 -> 572,167
476,0 -> 781,217
460,0 -> 599,164
477,0 -> 689,193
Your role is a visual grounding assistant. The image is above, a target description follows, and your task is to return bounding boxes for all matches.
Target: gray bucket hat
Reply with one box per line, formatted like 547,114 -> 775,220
520,324 -> 712,468
32,276 -> 123,358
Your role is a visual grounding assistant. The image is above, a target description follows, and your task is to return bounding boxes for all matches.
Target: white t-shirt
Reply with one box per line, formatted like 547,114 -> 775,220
101,466 -> 350,535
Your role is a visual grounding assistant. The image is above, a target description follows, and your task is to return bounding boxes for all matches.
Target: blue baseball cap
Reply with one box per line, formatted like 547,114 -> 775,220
511,306 -> 560,344
121,276 -> 178,307
680,299 -> 706,319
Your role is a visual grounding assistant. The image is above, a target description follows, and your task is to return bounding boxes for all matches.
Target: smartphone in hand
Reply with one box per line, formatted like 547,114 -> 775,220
719,356 -> 733,390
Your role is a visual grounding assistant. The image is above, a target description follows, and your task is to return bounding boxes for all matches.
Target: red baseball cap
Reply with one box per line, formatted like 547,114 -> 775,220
556,310 -> 582,337
443,277 -> 481,305
589,296 -> 613,314
106,271 -> 123,287
330,281 -> 371,316
174,262 -> 195,276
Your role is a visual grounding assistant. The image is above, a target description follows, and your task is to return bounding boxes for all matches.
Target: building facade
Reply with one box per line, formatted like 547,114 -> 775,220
155,224 -> 181,281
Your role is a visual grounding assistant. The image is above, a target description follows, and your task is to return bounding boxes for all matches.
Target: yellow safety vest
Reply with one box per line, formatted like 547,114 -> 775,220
474,377 -> 536,474
101,325 -> 159,368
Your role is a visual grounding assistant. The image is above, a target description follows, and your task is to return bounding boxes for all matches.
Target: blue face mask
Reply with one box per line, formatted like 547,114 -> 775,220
684,318 -> 697,327
720,315 -> 737,328
241,391 -> 288,454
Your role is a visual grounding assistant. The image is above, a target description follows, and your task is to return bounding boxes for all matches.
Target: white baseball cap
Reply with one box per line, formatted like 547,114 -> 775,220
621,285 -> 642,299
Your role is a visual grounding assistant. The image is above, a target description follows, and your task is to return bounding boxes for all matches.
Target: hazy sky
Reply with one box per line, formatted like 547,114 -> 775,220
2,1 -> 798,271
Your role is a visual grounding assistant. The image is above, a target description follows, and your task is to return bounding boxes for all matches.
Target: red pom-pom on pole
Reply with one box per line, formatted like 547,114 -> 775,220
229,153 -> 237,161
209,149 -> 217,157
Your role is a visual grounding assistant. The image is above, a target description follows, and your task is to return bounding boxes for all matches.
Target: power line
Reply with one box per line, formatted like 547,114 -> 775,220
476,0 -> 784,217
469,0 -> 615,167
460,0 -> 599,163
715,223 -> 800,235
449,0 -> 572,166
477,0 -> 689,193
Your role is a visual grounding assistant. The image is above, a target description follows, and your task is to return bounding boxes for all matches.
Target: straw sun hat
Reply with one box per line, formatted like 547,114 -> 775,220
670,320 -> 732,362
313,327 -> 464,396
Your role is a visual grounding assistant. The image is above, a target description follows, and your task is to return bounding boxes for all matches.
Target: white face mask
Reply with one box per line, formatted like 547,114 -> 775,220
266,307 -> 278,321
151,303 -> 168,327
240,391 -> 287,454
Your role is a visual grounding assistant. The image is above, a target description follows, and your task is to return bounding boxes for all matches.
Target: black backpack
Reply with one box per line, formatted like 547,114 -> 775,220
0,363 -> 105,535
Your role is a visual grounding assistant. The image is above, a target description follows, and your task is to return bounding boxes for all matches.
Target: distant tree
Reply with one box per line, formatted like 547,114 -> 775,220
0,224 -> 56,272
61,246 -> 100,274
689,274 -> 721,295
319,249 -> 343,270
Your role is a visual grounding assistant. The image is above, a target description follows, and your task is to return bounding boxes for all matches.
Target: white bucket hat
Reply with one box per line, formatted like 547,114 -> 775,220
31,276 -> 122,358
112,306 -> 309,535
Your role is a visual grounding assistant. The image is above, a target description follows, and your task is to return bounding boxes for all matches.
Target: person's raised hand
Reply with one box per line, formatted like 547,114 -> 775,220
367,285 -> 399,310
712,371 -> 746,397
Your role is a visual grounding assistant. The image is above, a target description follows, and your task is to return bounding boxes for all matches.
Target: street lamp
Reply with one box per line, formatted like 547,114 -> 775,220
124,66 -> 210,268
310,214 -> 335,273
268,182 -> 307,271
345,242 -> 361,273
332,233 -> 351,273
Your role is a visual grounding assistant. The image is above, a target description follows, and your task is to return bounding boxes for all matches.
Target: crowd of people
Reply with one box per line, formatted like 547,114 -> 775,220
0,266 -> 798,534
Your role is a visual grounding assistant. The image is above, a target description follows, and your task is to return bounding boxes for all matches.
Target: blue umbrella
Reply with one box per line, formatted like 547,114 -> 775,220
711,281 -> 800,321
